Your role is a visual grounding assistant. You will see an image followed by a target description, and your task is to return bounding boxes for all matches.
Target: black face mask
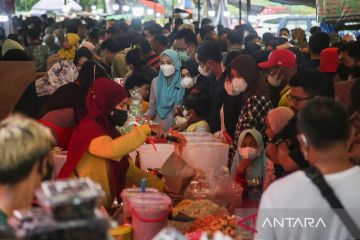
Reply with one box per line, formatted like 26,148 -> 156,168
109,109 -> 128,127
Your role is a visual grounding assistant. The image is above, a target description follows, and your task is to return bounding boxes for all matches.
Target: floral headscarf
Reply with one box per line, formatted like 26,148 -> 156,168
35,59 -> 78,97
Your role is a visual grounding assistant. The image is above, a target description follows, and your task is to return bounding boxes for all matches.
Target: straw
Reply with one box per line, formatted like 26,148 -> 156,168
141,178 -> 147,193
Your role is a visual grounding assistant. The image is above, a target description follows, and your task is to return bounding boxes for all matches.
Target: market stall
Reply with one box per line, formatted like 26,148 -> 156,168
22,88 -> 263,240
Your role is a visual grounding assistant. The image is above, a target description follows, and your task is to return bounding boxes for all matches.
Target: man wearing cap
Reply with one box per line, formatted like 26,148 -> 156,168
320,47 -> 342,83
258,48 -> 297,108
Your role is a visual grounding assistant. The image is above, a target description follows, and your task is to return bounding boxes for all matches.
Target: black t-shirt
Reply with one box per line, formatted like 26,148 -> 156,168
337,63 -> 352,81
299,59 -> 320,71
193,73 -> 225,133
222,91 -> 242,139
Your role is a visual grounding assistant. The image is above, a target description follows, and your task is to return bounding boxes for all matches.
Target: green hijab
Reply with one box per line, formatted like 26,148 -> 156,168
238,129 -> 267,181
2,39 -> 24,57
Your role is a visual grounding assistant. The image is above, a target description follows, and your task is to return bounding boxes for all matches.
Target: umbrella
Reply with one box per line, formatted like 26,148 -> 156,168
31,0 -> 82,12
139,0 -> 165,14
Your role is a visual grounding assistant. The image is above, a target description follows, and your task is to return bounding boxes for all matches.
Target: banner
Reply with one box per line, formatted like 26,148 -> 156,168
0,61 -> 36,120
0,0 -> 16,14
317,0 -> 360,22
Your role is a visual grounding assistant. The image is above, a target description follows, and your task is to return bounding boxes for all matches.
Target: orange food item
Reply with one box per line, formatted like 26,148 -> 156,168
168,129 -> 187,155
188,215 -> 237,238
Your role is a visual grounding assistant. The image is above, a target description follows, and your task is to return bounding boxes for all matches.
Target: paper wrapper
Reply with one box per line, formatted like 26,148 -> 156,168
161,153 -> 196,198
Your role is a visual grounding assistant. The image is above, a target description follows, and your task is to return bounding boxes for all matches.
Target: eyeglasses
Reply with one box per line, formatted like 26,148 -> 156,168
288,94 -> 315,104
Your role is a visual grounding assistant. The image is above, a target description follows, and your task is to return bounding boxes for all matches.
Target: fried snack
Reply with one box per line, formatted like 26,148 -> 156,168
187,215 -> 237,239
174,199 -> 220,219
173,199 -> 193,217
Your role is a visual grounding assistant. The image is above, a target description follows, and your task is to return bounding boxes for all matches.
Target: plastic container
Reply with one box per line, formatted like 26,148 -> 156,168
138,144 -> 175,170
128,193 -> 172,240
182,142 -> 229,173
184,135 -> 223,143
36,178 -> 104,221
182,132 -> 212,138
109,225 -> 132,240
9,208 -> 110,240
121,187 -> 159,224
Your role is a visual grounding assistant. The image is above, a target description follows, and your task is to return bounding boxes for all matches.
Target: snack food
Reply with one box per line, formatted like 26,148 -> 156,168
36,178 -> 104,221
173,199 -> 220,219
187,215 -> 237,239
10,208 -> 110,240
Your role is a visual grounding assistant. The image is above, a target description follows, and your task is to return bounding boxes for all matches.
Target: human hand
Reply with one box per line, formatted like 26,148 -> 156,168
150,124 -> 165,138
213,131 -> 226,141
236,158 -> 251,176
266,143 -> 279,164
172,122 -> 189,132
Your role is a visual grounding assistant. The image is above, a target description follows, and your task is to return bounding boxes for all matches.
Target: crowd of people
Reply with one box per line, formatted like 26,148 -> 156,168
0,14 -> 360,239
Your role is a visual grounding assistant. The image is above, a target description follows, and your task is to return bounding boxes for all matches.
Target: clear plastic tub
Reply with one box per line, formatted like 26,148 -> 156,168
138,144 -> 175,170
9,208 -> 110,240
36,178 -> 104,221
121,187 -> 159,224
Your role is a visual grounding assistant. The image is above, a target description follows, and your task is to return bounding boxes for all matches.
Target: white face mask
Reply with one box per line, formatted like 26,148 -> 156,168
225,77 -> 248,96
181,77 -> 194,89
161,64 -> 176,77
238,147 -> 260,160
267,69 -> 283,87
198,65 -> 211,77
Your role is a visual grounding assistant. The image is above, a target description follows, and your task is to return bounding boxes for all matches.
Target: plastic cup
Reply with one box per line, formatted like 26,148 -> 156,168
128,193 -> 172,240
121,188 -> 159,224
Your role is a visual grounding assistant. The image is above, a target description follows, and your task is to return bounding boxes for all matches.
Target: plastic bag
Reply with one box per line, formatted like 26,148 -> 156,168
119,87 -> 147,134
207,167 -> 243,214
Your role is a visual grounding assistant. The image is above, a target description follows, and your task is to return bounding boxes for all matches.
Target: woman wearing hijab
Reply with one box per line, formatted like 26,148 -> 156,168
1,49 -> 29,61
58,78 -> 164,208
1,38 -> 24,58
145,49 -> 185,130
38,60 -> 110,149
265,107 -> 296,177
232,129 -> 272,197
58,34 -> 79,61
225,55 -> 273,169
14,54 -> 78,118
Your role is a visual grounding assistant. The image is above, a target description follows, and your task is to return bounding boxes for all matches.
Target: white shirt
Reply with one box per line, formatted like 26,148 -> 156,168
255,166 -> 360,240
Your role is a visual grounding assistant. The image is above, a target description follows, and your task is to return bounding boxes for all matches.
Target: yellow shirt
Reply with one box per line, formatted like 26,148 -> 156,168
142,101 -> 149,113
185,120 -> 210,133
112,51 -> 128,78
74,125 -> 164,208
278,85 -> 292,108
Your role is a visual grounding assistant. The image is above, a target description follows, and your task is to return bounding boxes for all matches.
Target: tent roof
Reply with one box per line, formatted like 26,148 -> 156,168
31,0 -> 82,12
269,0 -> 315,7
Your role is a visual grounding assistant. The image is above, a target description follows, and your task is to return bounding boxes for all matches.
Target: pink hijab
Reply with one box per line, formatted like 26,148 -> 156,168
267,107 -> 295,135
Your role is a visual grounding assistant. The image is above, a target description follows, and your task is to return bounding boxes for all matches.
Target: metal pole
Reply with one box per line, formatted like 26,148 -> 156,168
247,0 -> 251,21
239,0 -> 241,24
155,0 -> 157,21
198,0 -> 201,24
